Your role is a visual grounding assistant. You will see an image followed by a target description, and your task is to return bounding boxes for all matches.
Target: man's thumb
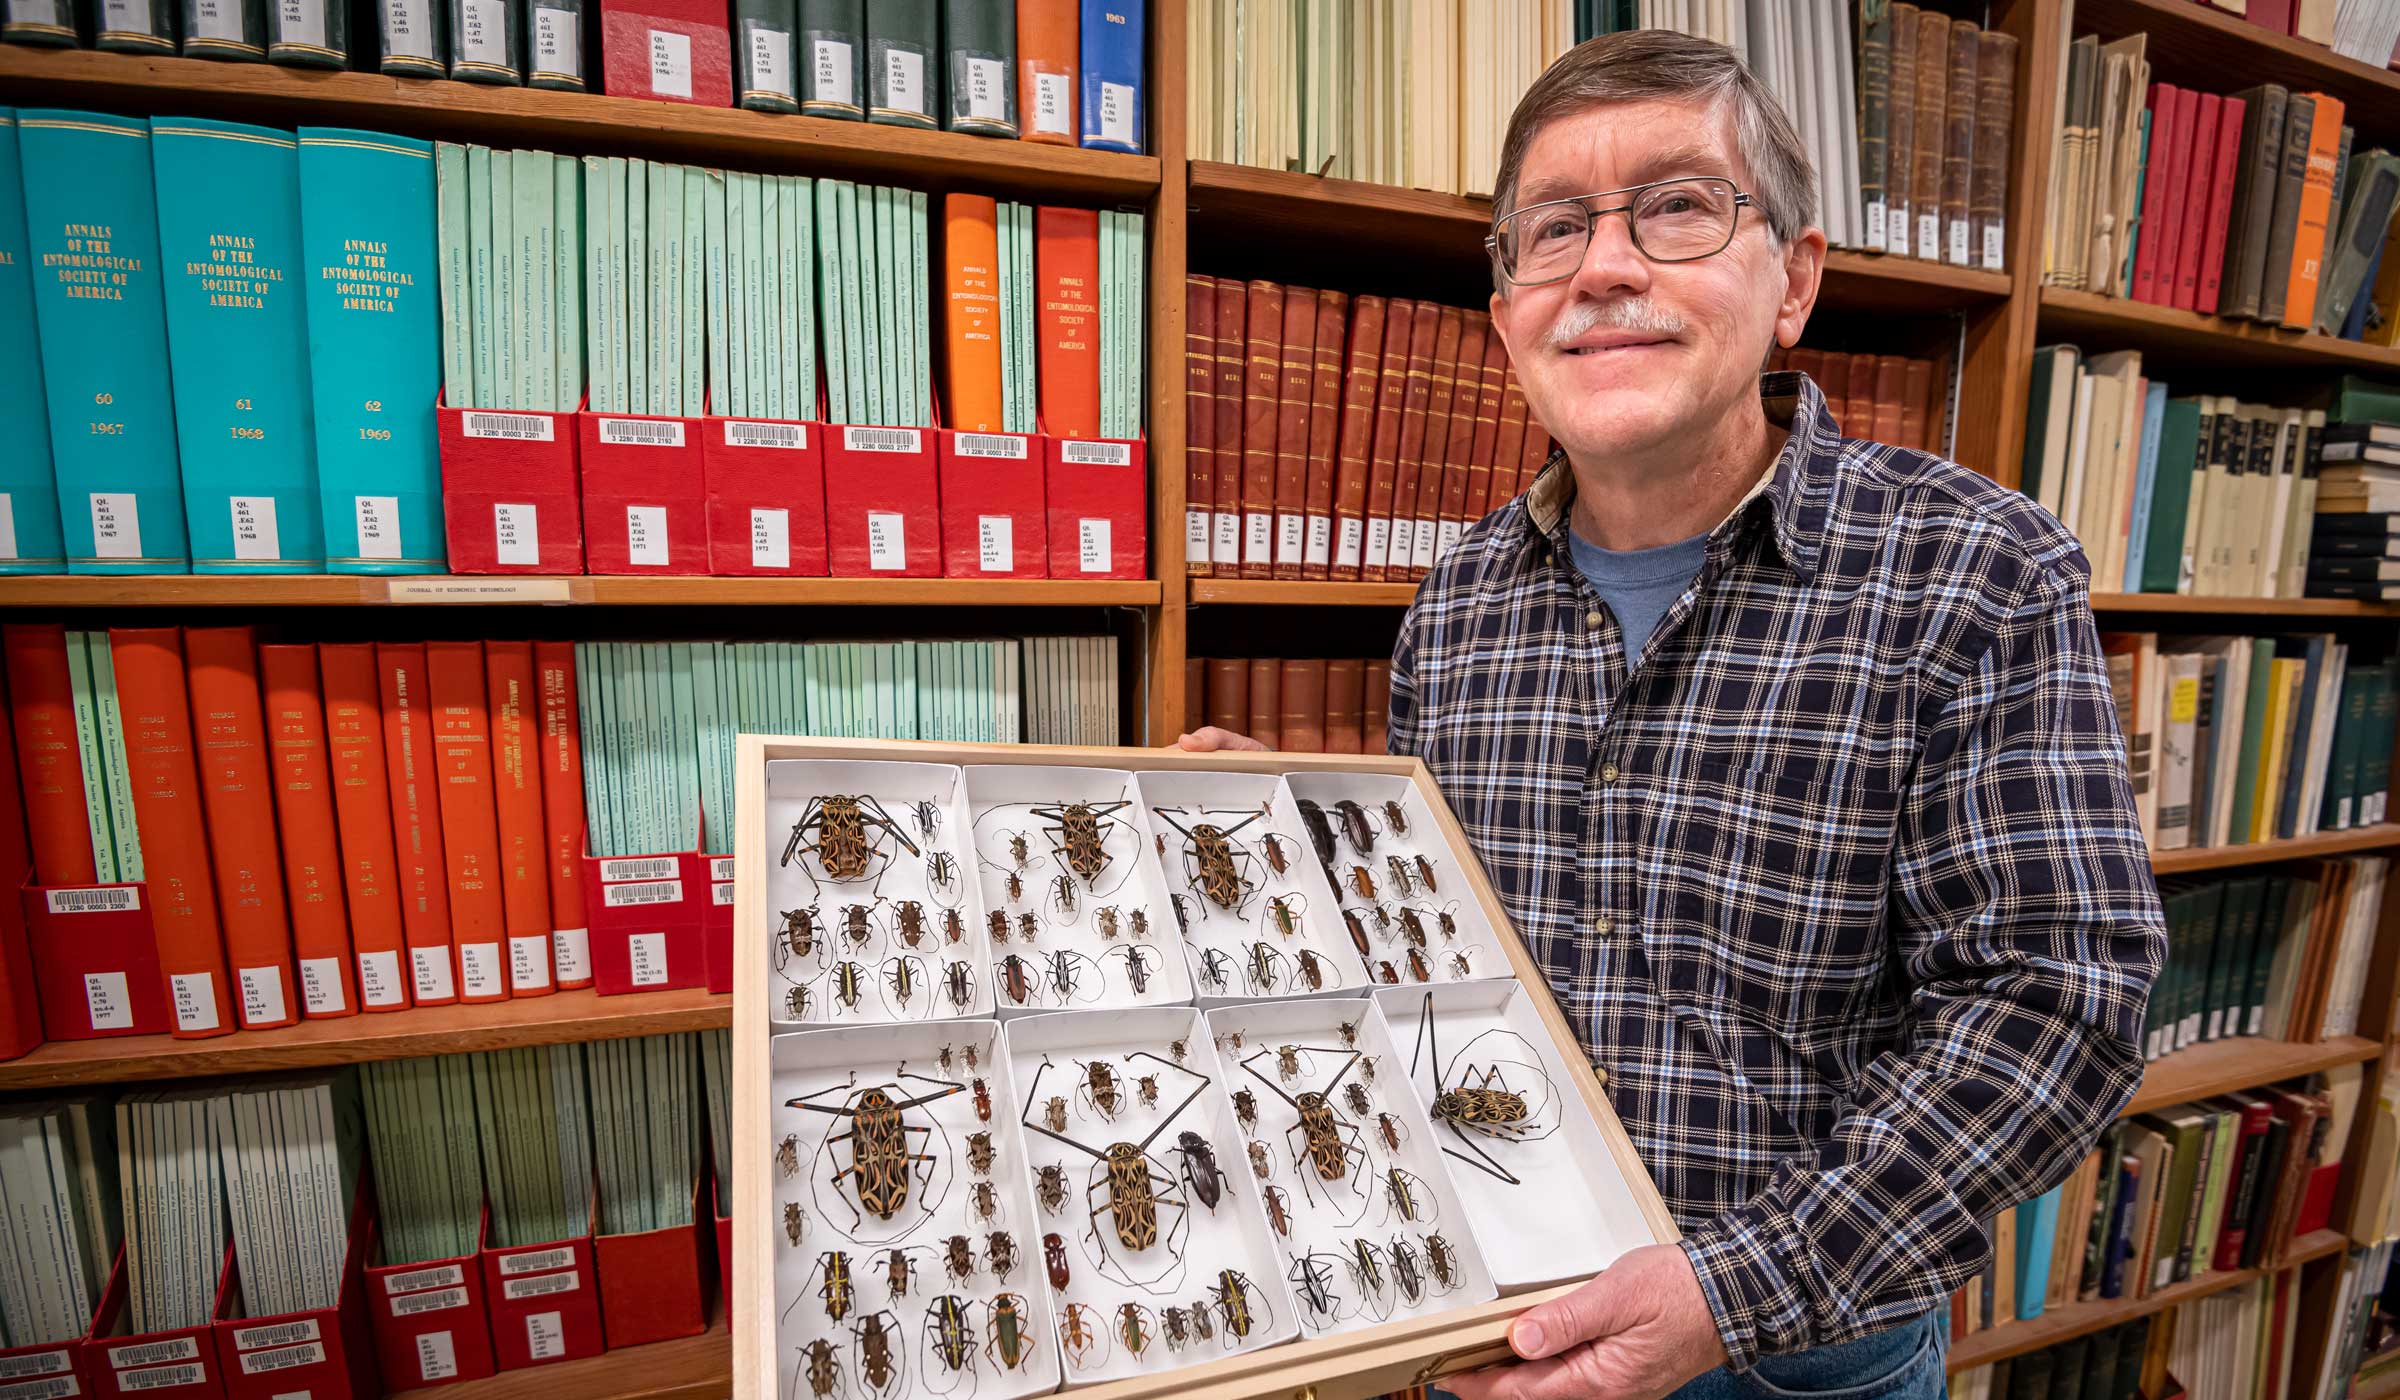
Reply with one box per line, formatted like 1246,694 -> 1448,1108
1509,1276 -> 1630,1360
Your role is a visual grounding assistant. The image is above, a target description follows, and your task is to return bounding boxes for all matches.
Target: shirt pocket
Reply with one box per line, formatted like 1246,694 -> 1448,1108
1639,758 -> 1904,1041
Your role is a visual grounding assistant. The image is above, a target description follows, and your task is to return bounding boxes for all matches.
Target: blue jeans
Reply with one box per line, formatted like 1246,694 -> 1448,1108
1669,1310 -> 1948,1400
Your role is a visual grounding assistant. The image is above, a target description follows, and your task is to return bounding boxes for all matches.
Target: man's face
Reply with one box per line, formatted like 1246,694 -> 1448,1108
1488,97 -> 1818,464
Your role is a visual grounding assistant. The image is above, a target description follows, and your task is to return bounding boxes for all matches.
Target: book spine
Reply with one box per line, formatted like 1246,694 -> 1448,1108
1240,278 -> 1283,579
1302,287 -> 1345,579
3,625 -> 100,885
1970,31 -> 2015,272
2282,94 -> 2346,329
446,0 -> 518,81
1329,294 -> 1383,581
1404,303 -> 1452,574
1910,9 -> 1950,263
1210,275 -> 1245,570
1886,2 -> 1918,256
106,628 -> 237,1036
0,114 -> 61,574
1364,658 -> 1391,753
317,642 -> 410,1010
425,641 -> 506,1002
1035,204 -> 1100,438
376,0 -> 443,72
557,154 -> 583,408
1016,0 -> 1075,146
534,641 -> 590,988
2197,96 -> 2245,315
866,0 -> 938,129
799,0 -> 865,118
377,642 -> 456,1005
1183,273 -> 1214,575
1244,657 -> 1280,750
1445,311 -> 1488,530
2132,85 -> 2176,303
1859,5 -> 1891,251
1076,0 -> 1141,152
484,640 -> 555,996
183,626 -> 300,1029
18,111 -> 191,574
258,644 -> 358,1019
299,128 -> 447,574
1940,21 -> 1978,267
183,0 -> 265,57
944,192 -> 1004,432
1271,283 -> 1316,580
268,0 -> 345,65
521,0 -> 583,89
736,0 -> 802,110
61,631 -> 115,885
95,0 -> 177,49
85,632 -> 142,882
1361,297 -> 1412,581
943,0 -> 1016,136
2230,88 -> 2293,321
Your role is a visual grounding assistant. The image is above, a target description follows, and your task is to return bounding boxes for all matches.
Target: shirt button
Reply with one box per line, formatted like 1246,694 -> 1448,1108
1593,915 -> 1613,935
1601,761 -> 1619,784
1586,610 -> 1605,628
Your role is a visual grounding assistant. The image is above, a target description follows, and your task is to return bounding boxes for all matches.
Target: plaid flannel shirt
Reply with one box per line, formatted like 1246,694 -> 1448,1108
1388,371 -> 2165,1368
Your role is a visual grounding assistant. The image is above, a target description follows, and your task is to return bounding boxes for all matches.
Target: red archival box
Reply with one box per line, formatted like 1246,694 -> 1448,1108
86,1244 -> 237,1400
579,411 -> 711,575
365,1205 -> 500,1389
579,844 -> 712,996
823,423 -> 944,577
592,1174 -> 710,1349
480,1214 -> 603,1371
1046,434 -> 1150,579
600,0 -> 733,107
701,412 -> 830,576
212,1187 -> 379,1400
19,873 -> 174,1039
436,394 -> 586,575
937,429 -> 1050,579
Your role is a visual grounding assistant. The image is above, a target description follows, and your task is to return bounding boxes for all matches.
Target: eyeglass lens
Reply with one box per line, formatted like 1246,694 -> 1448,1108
1501,178 -> 1741,283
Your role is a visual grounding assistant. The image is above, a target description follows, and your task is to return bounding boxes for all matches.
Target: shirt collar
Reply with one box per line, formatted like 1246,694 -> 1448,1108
1520,369 -> 1836,583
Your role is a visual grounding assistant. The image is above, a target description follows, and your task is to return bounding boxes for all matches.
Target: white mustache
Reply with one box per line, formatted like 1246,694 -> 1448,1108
1544,298 -> 1685,348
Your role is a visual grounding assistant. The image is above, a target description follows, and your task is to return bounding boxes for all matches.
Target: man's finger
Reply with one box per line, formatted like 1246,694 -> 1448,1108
1439,1362 -> 1515,1400
1510,1273 -> 1636,1360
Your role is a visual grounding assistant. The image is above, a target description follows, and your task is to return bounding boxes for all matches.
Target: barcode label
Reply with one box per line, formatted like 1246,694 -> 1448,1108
383,1264 -> 466,1295
1062,439 -> 1132,466
954,432 -> 1027,459
392,1286 -> 468,1316
710,857 -> 734,880
232,1321 -> 319,1353
843,426 -> 922,453
977,515 -> 1015,572
462,411 -> 554,441
116,1366 -> 202,1393
604,879 -> 684,907
1079,518 -> 1112,572
0,1376 -> 78,1400
713,881 -> 734,906
503,1271 -> 580,1300
866,511 -> 907,570
109,1343 -> 199,1370
0,1352 -> 72,1382
599,418 -> 686,447
499,1247 -> 574,1276
600,856 -> 677,882
726,420 -> 805,449
49,887 -> 138,913
237,1343 -> 324,1375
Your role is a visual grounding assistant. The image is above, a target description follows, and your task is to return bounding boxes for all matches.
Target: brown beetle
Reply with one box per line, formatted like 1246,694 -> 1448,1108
1043,1231 -> 1071,1288
1266,894 -> 1304,939
1259,832 -> 1292,878
785,985 -> 812,1019
972,1077 -> 992,1121
1162,1305 -> 1190,1350
1343,907 -> 1373,957
1377,1111 -> 1405,1152
1347,864 -> 1377,900
880,1247 -> 916,1297
856,1312 -> 898,1392
1029,800 -> 1128,881
1136,1073 -> 1161,1108
1333,799 -> 1377,855
1377,960 -> 1399,984
1008,832 -> 1031,868
998,954 -> 1034,1006
1035,1162 -> 1068,1214
776,1132 -> 802,1178
1426,1232 -> 1460,1289
1383,1166 -> 1424,1222
1261,1184 -> 1292,1237
1387,853 -> 1417,897
1129,907 -> 1149,937
815,1249 -> 854,1320
1043,1095 -> 1069,1133
1156,807 -> 1268,910
987,909 -> 1011,943
786,1077 -> 963,1223
1406,946 -> 1431,983
1414,854 -> 1438,893
966,1131 -> 995,1175
1005,869 -> 1025,903
779,907 -> 819,960
1049,873 -> 1078,916
969,1180 -> 1001,1221
782,793 -> 919,878
1017,911 -> 1040,943
1059,1303 -> 1102,1370
1232,1087 -> 1259,1132
1082,1059 -> 1122,1118
783,1200 -> 808,1245
1448,950 -> 1475,979
893,900 -> 928,948
800,1338 -> 840,1398
1169,1036 -> 1188,1064
1094,905 -> 1119,941
840,903 -> 874,947
1274,1044 -> 1304,1083
1383,799 -> 1410,835
1346,1082 -> 1373,1116
942,1234 -> 976,1281
1296,949 -> 1328,991
1398,906 -> 1429,948
985,1230 -> 1018,1280
1247,1140 -> 1271,1178
942,908 -> 964,945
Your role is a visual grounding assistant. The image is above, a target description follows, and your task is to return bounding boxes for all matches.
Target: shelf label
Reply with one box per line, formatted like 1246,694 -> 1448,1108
492,503 -> 540,565
228,500 -> 282,563
625,504 -> 670,567
600,417 -> 685,448
1031,71 -> 1071,137
648,27 -> 692,97
977,515 -> 1014,572
810,38 -> 855,107
354,495 -> 404,560
89,492 -> 142,560
627,931 -> 670,985
83,972 -> 131,1031
533,5 -> 577,78
599,855 -> 676,882
170,971 -> 219,1033
866,511 -> 907,571
748,25 -> 794,98
358,949 -> 406,1007
300,957 -> 346,1016
385,577 -> 575,603
413,1332 -> 458,1382
1079,518 -> 1112,573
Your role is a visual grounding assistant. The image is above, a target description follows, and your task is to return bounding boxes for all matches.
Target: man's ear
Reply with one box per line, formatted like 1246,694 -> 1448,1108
1773,227 -> 1828,349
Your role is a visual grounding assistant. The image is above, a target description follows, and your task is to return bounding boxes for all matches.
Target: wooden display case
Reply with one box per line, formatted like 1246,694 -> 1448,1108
730,736 -> 1678,1400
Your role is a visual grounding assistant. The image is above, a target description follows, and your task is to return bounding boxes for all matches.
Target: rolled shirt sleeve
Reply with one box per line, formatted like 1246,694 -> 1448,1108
1676,559 -> 2167,1368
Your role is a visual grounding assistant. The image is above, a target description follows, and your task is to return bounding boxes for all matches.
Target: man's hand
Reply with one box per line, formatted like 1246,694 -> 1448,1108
1170,726 -> 1270,753
1446,1245 -> 1729,1400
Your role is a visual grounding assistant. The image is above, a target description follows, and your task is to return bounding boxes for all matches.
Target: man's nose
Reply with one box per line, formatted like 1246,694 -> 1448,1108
1567,212 -> 1652,304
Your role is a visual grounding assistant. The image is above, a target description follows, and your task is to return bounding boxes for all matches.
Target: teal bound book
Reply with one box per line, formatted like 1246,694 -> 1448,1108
17,110 -> 191,574
152,116 -> 325,572
0,111 -> 65,572
299,127 -> 446,574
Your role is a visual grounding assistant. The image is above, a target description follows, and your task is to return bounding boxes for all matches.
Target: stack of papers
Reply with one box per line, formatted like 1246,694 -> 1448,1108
469,1045 -> 595,1248
211,1073 -> 365,1317
361,1056 -> 486,1266
588,1032 -> 698,1234
116,1088 -> 229,1333
0,1099 -> 120,1346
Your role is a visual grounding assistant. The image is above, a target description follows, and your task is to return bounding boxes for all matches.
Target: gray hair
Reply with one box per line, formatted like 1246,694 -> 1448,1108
1490,30 -> 1818,286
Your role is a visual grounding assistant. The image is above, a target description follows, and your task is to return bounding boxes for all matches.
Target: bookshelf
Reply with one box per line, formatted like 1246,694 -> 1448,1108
6,0 -> 2400,1393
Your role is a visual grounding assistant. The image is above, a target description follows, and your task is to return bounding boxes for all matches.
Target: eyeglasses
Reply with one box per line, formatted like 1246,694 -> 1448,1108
1486,176 -> 1755,286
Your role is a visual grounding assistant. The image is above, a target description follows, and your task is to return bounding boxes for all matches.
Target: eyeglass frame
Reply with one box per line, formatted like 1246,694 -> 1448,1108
1484,175 -> 1759,286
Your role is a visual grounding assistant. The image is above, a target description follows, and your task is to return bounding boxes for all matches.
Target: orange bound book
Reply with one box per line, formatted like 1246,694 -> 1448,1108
1442,312 -> 1486,535
942,194 -> 1005,432
2,624 -> 98,886
1391,301 -> 1440,580
1329,294 -> 1386,580
1240,279 -> 1285,577
258,644 -> 358,1020
1323,658 -> 1365,754
1494,368 -> 1530,506
1184,274 -> 1216,577
1302,288 -> 1347,579
1363,659 -> 1393,754
107,628 -> 235,1038
318,643 -> 410,1012
1210,278 -> 1248,571
1272,284 -> 1318,579
1035,205 -> 1102,439
486,640 -> 555,997
1872,355 -> 1909,444
534,642 -> 591,988
425,640 -> 507,1003
1246,658 -> 1282,750
1204,658 -> 1248,735
377,642 -> 456,1005
1016,0 -> 1077,146
1362,298 -> 1415,580
1280,659 -> 1328,753
2282,93 -> 2346,329
183,627 -> 298,1030
1413,306 -> 1464,575
1468,329 -> 1508,506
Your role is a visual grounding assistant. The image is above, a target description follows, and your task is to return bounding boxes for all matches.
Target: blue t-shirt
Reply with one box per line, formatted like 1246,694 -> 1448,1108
1566,524 -> 1711,664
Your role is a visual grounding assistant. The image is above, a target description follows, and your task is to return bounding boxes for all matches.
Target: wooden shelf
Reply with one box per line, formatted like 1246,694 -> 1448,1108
389,1307 -> 728,1400
2089,592 -> 2400,619
1191,579 -> 2400,619
1187,578 -> 1422,607
0,47 -> 1159,202
2072,0 -> 2400,143
2038,287 -> 2400,373
0,986 -> 728,1089
0,575 -> 1163,608
1945,1227 -> 2351,1371
1185,160 -> 2014,314
2149,825 -> 2400,876
2122,1036 -> 2382,1120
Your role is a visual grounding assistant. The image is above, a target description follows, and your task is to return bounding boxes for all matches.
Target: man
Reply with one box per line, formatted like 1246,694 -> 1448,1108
1176,30 -> 2165,1400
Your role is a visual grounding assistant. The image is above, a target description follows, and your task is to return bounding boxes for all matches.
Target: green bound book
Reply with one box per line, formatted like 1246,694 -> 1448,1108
941,0 -> 1015,137
814,178 -> 846,423
839,180 -> 869,425
799,0 -> 864,118
182,0 -> 264,58
680,164 -> 702,417
728,171 -> 754,417
5,0 -> 83,43
785,175 -> 816,421
436,144 -> 475,408
703,170 -> 727,416
907,189 -> 927,426
1012,200 -> 1033,433
490,146 -> 516,408
758,172 -> 782,421
2228,640 -> 2278,844
582,155 -> 608,412
625,157 -> 647,414
86,630 -> 143,873
96,0 -> 176,49
63,630 -> 119,882
0,110 -> 63,574
555,153 -> 581,410
447,0 -> 517,81
741,172 -> 768,418
865,0 -> 936,129
652,159 -> 681,417
512,146 -> 552,415
606,156 -> 629,413
527,0 -> 586,90
867,184 -> 893,422
467,145 -> 497,407
736,0 -> 799,111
